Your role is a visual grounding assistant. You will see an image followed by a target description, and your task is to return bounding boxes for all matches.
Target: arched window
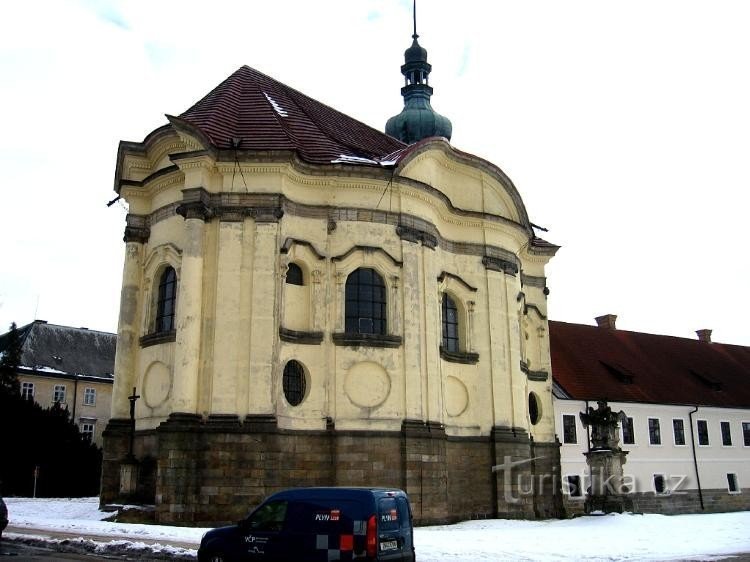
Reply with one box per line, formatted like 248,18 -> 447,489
155,267 -> 177,332
345,268 -> 386,335
283,360 -> 306,406
441,294 -> 459,353
286,263 -> 304,286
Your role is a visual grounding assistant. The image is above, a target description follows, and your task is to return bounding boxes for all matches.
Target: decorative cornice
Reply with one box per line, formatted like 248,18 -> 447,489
524,304 -> 547,320
440,347 -> 479,364
176,201 -> 212,221
396,224 -> 438,248
279,327 -> 324,345
521,273 -> 547,289
137,192 -> 527,266
520,361 -> 549,382
248,206 -> 284,223
332,245 -> 402,268
437,271 -> 477,293
482,256 -> 519,276
176,187 -> 213,221
139,330 -> 176,348
280,238 -> 326,261
124,214 -> 150,243
332,332 -> 402,348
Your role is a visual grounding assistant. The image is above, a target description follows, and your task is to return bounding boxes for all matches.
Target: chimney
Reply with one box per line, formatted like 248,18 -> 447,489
696,329 -> 712,343
595,314 -> 618,330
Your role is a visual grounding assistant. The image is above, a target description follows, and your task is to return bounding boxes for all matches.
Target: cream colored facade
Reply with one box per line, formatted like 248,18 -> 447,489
555,398 -> 750,512
17,371 -> 112,446
112,129 -> 558,443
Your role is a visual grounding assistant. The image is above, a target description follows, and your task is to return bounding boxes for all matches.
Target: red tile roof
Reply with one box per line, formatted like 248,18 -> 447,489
171,65 -> 406,165
550,320 -> 750,408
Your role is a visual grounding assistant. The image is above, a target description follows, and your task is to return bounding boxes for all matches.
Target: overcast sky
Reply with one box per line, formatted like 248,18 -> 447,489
1,0 -> 748,345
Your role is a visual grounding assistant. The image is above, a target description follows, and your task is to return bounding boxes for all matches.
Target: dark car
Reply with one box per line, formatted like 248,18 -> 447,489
0,494 -> 7,541
198,487 -> 415,562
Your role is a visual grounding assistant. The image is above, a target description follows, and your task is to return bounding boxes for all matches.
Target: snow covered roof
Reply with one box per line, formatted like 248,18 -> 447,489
0,321 -> 116,380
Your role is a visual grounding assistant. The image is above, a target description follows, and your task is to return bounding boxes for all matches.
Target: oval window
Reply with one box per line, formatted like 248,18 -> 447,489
528,392 -> 541,425
283,360 -> 306,406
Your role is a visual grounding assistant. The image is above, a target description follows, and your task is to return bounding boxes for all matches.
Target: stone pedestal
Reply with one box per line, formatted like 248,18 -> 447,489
119,458 -> 140,498
584,448 -> 633,514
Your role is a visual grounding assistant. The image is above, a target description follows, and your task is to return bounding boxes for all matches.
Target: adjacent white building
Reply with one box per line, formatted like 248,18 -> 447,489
550,316 -> 750,515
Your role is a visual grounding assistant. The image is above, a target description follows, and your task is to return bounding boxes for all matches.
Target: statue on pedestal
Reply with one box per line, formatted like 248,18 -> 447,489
579,400 -> 633,514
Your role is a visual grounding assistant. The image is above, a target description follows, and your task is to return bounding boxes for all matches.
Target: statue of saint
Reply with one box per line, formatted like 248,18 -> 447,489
579,400 -> 627,450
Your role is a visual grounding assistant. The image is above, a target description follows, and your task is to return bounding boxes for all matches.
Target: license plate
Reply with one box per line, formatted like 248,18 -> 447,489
380,540 -> 398,551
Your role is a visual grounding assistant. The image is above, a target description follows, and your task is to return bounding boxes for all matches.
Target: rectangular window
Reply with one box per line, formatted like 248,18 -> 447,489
672,419 -> 686,446
720,421 -> 732,446
743,422 -> 750,447
653,474 -> 667,495
727,473 -> 740,493
80,422 -> 95,442
53,384 -> 66,404
21,382 -> 34,401
83,388 -> 96,406
622,417 -> 635,445
697,420 -> 709,446
648,418 -> 661,445
564,475 -> 583,498
562,415 -> 577,444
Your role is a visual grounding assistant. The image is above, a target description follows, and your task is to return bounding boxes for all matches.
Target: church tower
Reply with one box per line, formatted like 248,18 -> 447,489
385,2 -> 452,144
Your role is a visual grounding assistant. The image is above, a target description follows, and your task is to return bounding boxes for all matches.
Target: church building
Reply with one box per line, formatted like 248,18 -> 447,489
102,24 -> 562,525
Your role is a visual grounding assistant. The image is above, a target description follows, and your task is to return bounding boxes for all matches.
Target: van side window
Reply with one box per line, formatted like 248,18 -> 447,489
378,498 -> 399,531
248,500 -> 288,532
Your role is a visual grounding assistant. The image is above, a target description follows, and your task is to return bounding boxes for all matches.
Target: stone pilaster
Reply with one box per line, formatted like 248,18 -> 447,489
211,220 -> 243,414
172,200 -> 209,414
485,268 -> 513,428
111,235 -> 145,419
400,240 -> 424,421
502,273 -> 526,429
247,220 -> 280,414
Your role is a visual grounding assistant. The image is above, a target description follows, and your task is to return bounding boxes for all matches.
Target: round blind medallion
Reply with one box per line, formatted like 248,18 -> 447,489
283,360 -> 306,406
528,392 -> 541,425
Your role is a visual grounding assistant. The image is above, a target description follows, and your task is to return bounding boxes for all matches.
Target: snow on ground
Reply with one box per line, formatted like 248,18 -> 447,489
4,497 -> 750,561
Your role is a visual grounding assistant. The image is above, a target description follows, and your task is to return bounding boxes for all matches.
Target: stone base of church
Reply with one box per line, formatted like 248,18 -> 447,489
101,415 -> 564,526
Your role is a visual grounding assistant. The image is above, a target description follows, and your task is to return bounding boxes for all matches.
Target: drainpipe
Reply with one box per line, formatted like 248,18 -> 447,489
688,405 -> 704,510
71,374 -> 79,424
584,400 -> 592,495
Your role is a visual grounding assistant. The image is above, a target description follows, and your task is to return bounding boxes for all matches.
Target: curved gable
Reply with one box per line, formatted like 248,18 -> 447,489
394,138 -> 531,229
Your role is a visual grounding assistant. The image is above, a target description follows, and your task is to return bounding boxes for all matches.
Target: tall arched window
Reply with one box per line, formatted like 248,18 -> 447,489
442,294 -> 459,352
155,266 -> 177,332
345,268 -> 386,335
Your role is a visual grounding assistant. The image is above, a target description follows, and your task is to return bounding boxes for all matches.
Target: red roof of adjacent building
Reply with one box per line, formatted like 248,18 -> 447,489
550,320 -> 750,408
171,65 -> 406,165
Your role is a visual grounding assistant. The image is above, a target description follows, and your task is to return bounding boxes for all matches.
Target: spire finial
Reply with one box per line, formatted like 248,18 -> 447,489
413,0 -> 418,39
